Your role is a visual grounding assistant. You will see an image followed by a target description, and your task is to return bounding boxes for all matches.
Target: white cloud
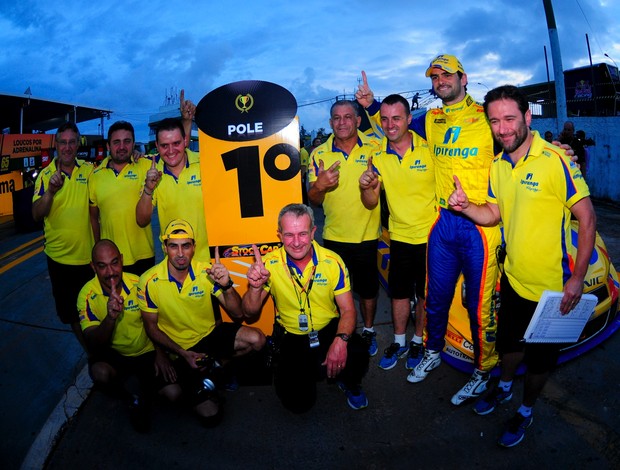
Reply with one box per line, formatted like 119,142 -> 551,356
0,0 -> 618,140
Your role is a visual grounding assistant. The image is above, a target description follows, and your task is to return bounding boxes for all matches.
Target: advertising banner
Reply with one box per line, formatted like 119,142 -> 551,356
0,134 -> 54,173
0,171 -> 24,215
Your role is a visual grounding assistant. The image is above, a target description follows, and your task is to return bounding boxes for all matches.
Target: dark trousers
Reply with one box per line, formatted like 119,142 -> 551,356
273,318 -> 369,413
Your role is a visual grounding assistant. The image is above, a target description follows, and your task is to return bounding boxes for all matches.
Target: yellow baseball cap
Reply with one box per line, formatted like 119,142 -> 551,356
425,54 -> 465,77
162,218 -> 195,242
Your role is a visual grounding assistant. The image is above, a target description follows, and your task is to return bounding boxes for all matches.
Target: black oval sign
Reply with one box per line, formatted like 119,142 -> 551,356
195,80 -> 297,142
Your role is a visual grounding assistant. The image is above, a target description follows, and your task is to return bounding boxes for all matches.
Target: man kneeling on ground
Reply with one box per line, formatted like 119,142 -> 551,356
138,219 -> 266,427
242,203 -> 370,413
79,239 -> 178,432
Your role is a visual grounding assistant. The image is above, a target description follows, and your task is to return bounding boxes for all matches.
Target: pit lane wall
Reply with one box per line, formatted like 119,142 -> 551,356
530,118 -> 620,201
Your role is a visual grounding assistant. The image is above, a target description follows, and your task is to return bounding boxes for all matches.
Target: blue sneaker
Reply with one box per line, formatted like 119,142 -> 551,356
378,343 -> 409,370
361,330 -> 378,356
405,341 -> 424,370
473,385 -> 513,415
497,412 -> 533,448
337,382 -> 368,410
224,375 -> 239,392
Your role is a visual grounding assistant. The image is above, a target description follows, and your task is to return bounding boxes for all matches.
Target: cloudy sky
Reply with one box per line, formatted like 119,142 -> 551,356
1,0 -> 619,142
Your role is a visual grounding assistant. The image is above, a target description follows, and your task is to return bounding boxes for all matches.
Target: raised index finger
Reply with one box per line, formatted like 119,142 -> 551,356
180,88 -> 185,107
367,156 -> 373,171
453,174 -> 463,191
328,161 -> 340,172
214,246 -> 220,264
151,156 -> 157,169
109,277 -> 117,296
361,70 -> 368,88
252,244 -> 263,265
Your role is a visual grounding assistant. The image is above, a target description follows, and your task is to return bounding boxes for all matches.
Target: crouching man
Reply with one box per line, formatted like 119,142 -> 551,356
78,239 -> 178,432
138,219 -> 265,427
242,203 -> 370,413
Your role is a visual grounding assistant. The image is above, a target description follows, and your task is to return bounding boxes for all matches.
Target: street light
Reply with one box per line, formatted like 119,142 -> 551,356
604,53 -> 619,71
477,82 -> 489,90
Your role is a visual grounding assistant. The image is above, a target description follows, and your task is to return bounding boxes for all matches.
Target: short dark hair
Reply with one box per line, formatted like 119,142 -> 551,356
330,100 -> 359,118
382,94 -> 411,115
108,121 -> 135,142
156,118 -> 185,143
483,85 -> 530,117
56,121 -> 80,140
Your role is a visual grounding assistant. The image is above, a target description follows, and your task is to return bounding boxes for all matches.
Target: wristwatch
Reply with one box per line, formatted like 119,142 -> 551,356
219,279 -> 234,291
336,333 -> 350,342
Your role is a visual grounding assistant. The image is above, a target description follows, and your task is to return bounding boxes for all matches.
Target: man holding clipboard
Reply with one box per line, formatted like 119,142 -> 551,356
448,85 -> 596,448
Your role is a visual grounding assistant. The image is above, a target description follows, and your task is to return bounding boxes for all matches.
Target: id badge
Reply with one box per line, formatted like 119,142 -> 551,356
298,313 -> 309,332
308,330 -> 320,348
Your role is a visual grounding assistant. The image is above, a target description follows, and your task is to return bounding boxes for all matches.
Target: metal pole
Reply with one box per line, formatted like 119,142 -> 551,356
542,0 -> 567,130
544,46 -> 552,115
544,46 -> 550,83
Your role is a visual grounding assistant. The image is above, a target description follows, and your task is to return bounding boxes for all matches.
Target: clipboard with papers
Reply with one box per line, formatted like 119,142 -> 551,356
523,291 -> 598,343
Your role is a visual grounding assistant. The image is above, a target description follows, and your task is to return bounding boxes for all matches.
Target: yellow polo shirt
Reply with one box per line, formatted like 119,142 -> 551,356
89,157 -> 154,265
33,158 -> 94,264
488,131 -> 590,301
308,131 -> 381,243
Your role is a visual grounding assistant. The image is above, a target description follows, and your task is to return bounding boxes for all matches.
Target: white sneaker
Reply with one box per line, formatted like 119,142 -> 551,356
450,369 -> 489,405
407,349 -> 441,383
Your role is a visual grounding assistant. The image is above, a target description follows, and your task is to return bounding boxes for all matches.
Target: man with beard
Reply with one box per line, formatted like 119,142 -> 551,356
308,100 -> 382,357
89,121 -> 155,275
242,204 -> 369,412
358,94 -> 436,371
357,56 -> 501,404
448,85 -> 595,447
33,121 -> 95,347
138,219 -> 265,426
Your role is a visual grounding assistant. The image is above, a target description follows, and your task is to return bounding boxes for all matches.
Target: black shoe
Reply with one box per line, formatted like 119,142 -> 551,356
128,395 -> 151,433
200,408 -> 224,428
196,391 -> 224,428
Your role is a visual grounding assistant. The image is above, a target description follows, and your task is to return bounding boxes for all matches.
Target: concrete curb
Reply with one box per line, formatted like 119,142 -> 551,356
20,365 -> 92,470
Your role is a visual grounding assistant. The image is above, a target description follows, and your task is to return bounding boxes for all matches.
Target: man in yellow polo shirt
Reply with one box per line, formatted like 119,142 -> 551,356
33,121 -> 94,347
136,118 -> 210,262
357,58 -> 501,405
138,219 -> 265,426
78,239 -> 177,432
448,85 -> 595,447
89,121 -> 155,275
359,94 -> 436,371
308,100 -> 382,357
243,203 -> 369,413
